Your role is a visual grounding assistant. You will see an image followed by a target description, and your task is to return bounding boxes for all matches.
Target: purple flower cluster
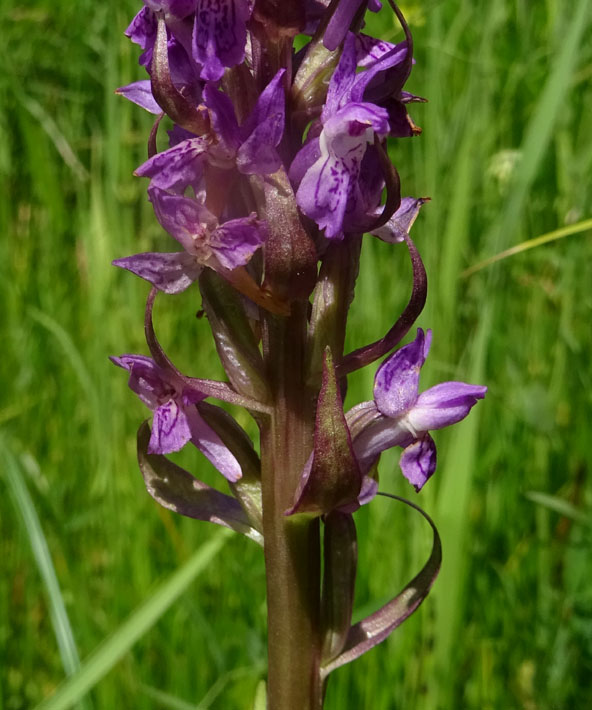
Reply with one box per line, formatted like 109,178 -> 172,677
112,0 -> 486,687
113,0 -> 484,496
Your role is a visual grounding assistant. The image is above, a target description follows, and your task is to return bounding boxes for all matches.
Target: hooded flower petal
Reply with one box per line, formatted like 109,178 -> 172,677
113,251 -> 201,293
110,354 -> 174,410
399,434 -> 437,491
374,329 -> 431,418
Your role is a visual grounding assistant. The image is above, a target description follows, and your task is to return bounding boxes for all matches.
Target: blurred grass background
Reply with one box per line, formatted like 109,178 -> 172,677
1,0 -> 591,708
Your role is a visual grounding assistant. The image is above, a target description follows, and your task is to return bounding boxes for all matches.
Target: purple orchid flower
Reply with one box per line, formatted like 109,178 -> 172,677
350,329 -> 487,492
113,186 -> 267,294
134,69 -> 286,195
292,33 -> 391,239
111,353 -> 242,481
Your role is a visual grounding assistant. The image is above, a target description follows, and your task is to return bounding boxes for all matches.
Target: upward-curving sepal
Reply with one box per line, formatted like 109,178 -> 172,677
288,348 -> 362,516
321,493 -> 441,677
137,421 -> 263,545
337,234 -> 427,377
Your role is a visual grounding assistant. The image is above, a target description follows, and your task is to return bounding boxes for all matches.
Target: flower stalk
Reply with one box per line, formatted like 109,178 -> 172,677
112,1 -> 486,706
260,307 -> 322,708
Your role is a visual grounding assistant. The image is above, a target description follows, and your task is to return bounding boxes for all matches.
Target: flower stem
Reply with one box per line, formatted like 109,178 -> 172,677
261,303 -> 323,709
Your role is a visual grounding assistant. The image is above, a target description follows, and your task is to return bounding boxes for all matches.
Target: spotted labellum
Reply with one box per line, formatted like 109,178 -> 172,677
113,1 -> 486,707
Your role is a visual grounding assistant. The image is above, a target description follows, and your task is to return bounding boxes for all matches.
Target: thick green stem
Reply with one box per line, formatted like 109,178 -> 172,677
261,304 -> 323,709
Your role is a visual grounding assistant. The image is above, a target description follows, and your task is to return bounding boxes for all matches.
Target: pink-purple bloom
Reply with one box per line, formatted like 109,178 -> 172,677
113,186 -> 267,293
111,354 -> 242,481
291,30 -> 417,239
350,329 -> 487,492
133,68 -> 286,195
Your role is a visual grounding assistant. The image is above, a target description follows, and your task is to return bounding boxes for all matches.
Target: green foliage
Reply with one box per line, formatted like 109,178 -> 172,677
1,1 -> 591,708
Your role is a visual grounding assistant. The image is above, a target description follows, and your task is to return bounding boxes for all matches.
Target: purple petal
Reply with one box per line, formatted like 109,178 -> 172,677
351,42 -> 409,104
358,475 -> 379,506
116,80 -> 162,114
237,69 -> 286,174
374,329 -> 431,418
399,435 -> 437,491
289,135 -> 321,186
149,399 -> 192,454
113,251 -> 201,293
296,152 -> 351,240
407,382 -> 488,432
324,33 -> 358,117
135,137 -> 208,193
323,1 -> 380,52
192,0 -> 253,81
355,34 -> 398,67
126,7 -> 157,67
167,125 -> 196,147
351,413 -> 412,474
203,83 -> 241,152
186,408 -> 242,481
370,197 -> 428,243
148,186 -> 217,253
165,36 -> 203,95
209,214 -> 267,270
353,146 -> 385,222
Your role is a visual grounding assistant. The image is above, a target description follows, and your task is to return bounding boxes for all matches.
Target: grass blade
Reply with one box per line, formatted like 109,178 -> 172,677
1,438 -> 90,710
462,218 -> 592,277
525,491 -> 591,528
487,0 -> 591,257
34,528 -> 232,710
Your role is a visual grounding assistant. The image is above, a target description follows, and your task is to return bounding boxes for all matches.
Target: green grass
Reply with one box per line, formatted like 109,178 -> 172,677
2,1 -> 592,708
